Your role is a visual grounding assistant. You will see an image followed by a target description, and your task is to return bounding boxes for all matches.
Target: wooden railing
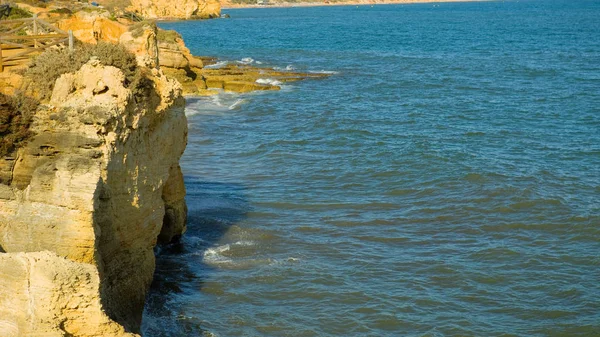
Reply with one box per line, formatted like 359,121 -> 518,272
0,14 -> 73,72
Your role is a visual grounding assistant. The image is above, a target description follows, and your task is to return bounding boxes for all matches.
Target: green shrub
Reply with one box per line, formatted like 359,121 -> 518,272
25,42 -> 150,101
0,93 -> 38,157
13,0 -> 47,7
6,6 -> 33,19
96,0 -> 132,14
49,8 -> 73,15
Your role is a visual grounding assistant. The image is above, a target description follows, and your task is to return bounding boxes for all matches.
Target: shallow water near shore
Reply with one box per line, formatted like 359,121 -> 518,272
143,2 -> 600,336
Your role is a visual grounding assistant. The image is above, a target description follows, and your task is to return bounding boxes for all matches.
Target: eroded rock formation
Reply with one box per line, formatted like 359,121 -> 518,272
0,58 -> 187,336
129,0 -> 221,20
58,11 -> 129,44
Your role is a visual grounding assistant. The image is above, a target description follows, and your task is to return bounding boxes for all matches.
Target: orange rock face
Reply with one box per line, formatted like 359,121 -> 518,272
128,0 -> 221,19
57,12 -> 128,44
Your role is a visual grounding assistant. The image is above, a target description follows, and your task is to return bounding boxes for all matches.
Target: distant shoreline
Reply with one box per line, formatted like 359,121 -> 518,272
222,0 -> 490,10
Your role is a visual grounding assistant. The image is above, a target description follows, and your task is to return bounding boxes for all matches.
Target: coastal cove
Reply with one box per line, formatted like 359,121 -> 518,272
145,2 -> 600,337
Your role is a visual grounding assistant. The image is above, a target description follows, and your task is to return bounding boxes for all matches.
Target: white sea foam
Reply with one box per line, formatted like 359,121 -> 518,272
201,241 -> 289,269
202,244 -> 232,264
237,57 -> 255,65
256,78 -> 282,86
185,94 -> 249,116
274,65 -> 295,71
204,60 -> 229,69
228,98 -> 247,110
233,240 -> 256,246
202,241 -> 256,264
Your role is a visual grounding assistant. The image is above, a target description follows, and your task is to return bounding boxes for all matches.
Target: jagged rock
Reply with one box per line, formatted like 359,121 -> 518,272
0,60 -> 187,335
157,30 -> 203,69
129,0 -> 221,20
120,23 -> 160,68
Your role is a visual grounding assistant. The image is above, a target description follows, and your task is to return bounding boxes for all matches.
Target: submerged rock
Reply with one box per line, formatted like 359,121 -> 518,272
168,63 -> 331,95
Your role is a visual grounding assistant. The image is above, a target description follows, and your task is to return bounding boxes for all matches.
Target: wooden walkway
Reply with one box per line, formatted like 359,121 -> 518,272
0,14 -> 73,72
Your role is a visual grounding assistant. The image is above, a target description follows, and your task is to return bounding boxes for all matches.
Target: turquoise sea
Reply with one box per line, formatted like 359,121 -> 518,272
144,1 -> 600,336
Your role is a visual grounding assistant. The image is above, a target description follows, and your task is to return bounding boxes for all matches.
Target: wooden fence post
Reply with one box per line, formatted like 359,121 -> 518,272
68,30 -> 73,52
33,14 -> 38,48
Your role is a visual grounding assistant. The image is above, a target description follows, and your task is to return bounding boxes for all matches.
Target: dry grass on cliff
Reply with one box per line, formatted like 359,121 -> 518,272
157,29 -> 181,43
12,0 -> 47,9
95,0 -> 132,13
25,42 -> 152,101
129,20 -> 156,38
0,94 -> 38,158
5,6 -> 33,19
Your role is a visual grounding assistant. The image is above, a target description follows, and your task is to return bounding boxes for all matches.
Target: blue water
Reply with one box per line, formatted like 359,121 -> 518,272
144,1 -> 600,336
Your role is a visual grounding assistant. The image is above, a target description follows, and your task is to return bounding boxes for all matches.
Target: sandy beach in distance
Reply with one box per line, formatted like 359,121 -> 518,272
222,0 -> 490,10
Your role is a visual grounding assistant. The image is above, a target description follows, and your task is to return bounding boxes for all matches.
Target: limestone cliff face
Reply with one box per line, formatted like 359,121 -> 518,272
158,35 -> 203,69
0,59 -> 187,335
0,252 -> 137,337
129,0 -> 221,19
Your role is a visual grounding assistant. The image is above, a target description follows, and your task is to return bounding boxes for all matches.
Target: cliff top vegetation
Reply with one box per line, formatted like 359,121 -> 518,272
25,42 -> 152,101
0,93 -> 38,157
1,41 -> 157,158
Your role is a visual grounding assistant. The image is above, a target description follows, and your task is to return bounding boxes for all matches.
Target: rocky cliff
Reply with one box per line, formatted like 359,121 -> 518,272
129,0 -> 221,19
0,55 -> 187,335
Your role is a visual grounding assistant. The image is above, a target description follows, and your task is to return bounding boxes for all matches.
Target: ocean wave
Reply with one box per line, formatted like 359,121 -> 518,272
256,78 -> 282,86
200,241 -> 300,269
202,240 -> 256,264
185,95 -> 248,115
274,65 -> 295,71
203,60 -> 229,69
202,243 -> 233,264
236,57 -> 255,65
228,98 -> 248,110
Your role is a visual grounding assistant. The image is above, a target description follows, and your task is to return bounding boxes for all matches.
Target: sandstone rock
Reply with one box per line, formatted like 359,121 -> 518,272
205,78 -> 224,89
129,0 -> 221,20
159,41 -> 192,69
58,11 -> 128,44
195,89 -> 220,96
0,251 -> 136,337
157,30 -> 203,69
158,164 -> 187,243
195,0 -> 221,19
0,73 -> 23,96
224,81 -> 280,93
120,23 -> 160,68
0,60 -> 187,335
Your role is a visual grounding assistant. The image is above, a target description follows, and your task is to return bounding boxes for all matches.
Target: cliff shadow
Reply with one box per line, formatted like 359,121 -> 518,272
142,177 -> 249,336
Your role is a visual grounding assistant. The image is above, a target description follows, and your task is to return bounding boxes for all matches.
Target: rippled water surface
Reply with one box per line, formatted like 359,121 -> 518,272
144,2 -> 600,336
